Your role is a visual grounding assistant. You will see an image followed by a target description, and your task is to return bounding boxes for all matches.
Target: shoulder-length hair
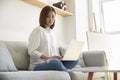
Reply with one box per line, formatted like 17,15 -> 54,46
39,6 -> 56,29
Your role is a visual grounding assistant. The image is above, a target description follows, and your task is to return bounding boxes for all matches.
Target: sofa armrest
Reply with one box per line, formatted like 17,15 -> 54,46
82,51 -> 107,67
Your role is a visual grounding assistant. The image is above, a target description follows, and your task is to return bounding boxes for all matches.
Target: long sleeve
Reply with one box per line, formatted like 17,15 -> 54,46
28,27 -> 42,59
28,26 -> 60,70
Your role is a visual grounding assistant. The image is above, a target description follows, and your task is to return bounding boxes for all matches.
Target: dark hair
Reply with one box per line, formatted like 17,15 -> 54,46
39,6 -> 56,29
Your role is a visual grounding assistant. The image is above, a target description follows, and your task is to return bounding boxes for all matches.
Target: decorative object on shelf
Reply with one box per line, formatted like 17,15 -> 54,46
53,1 -> 67,11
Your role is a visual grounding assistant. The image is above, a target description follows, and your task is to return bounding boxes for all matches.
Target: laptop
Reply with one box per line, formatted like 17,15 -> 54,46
61,40 -> 84,61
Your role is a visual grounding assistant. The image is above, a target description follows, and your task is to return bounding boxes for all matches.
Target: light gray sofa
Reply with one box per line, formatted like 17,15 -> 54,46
0,41 -> 107,80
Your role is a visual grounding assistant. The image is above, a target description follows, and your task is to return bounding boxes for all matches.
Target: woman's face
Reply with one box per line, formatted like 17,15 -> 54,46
46,11 -> 56,27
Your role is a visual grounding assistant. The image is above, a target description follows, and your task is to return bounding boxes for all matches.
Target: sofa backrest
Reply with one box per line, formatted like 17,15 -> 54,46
3,41 -> 29,70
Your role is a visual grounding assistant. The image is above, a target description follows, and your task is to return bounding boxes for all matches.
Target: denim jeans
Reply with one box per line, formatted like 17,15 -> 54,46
33,58 -> 79,71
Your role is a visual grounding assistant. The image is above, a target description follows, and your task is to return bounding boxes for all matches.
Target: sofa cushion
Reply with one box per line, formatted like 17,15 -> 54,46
5,41 -> 29,70
0,41 -> 17,72
0,71 -> 71,80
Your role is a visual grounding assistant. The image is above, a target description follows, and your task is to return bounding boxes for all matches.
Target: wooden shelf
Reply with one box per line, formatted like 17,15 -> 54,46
21,0 -> 73,17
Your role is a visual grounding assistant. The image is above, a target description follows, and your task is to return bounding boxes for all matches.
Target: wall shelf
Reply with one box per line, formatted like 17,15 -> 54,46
21,0 -> 73,17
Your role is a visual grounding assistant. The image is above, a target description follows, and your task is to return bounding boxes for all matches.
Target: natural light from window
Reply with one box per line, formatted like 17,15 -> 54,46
103,0 -> 120,67
103,0 -> 120,32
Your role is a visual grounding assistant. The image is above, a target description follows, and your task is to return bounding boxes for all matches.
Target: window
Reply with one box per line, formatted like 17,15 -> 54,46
88,0 -> 120,66
103,0 -> 120,32
102,0 -> 120,66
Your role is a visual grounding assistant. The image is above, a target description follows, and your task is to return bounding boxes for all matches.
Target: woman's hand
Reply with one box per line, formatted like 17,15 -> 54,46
40,54 -> 63,60
50,55 -> 63,59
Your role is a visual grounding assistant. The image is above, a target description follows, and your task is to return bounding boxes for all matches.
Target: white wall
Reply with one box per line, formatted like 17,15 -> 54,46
75,0 -> 89,50
0,0 -> 66,44
0,0 -> 40,41
64,0 -> 76,44
0,0 -> 89,49
64,0 -> 89,50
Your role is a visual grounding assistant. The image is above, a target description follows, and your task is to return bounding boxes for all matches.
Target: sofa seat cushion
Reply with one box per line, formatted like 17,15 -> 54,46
0,71 -> 71,80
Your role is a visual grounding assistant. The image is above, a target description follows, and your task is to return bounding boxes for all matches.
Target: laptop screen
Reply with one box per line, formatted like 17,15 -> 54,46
62,40 -> 84,61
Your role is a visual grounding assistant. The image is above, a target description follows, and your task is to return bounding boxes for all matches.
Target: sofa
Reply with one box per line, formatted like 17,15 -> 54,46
0,41 -> 107,80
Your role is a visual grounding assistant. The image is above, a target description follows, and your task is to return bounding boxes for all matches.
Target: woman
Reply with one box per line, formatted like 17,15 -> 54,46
28,6 -> 79,71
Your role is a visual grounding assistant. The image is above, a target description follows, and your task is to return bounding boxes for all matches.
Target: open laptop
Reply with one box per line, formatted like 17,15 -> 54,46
61,40 -> 84,61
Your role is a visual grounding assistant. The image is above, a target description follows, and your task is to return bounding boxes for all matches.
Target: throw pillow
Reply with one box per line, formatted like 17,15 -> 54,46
0,42 -> 17,72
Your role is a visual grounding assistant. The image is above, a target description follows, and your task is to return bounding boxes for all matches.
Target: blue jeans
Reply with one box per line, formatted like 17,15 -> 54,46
33,58 -> 79,71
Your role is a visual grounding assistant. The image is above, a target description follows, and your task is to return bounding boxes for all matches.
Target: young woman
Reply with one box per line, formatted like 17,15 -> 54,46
28,6 -> 79,71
